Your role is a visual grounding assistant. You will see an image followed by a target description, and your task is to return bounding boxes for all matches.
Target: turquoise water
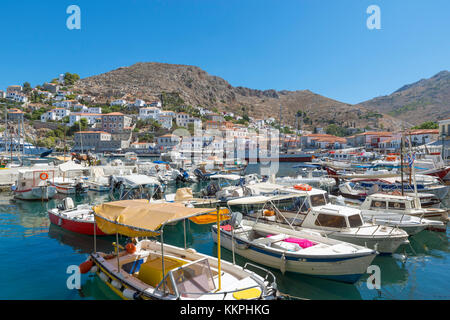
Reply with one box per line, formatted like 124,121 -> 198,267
0,163 -> 448,300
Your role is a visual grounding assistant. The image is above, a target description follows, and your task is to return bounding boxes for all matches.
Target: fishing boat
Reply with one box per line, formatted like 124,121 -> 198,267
109,174 -> 163,200
228,191 -> 410,254
78,200 -> 279,300
211,212 -> 377,283
51,160 -> 89,194
85,167 -> 110,192
48,197 -> 107,235
12,168 -> 57,200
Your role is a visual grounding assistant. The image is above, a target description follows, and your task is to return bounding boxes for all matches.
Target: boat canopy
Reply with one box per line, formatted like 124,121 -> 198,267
93,200 -> 229,237
58,160 -> 85,172
209,174 -> 242,181
113,174 -> 161,186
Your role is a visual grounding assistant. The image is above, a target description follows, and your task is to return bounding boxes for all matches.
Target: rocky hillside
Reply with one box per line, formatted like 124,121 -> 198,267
358,70 -> 450,126
74,62 -> 401,131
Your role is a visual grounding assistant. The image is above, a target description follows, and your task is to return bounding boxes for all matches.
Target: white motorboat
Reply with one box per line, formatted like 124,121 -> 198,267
12,168 -> 57,200
212,212 -> 377,284
228,191 -> 410,254
356,193 -> 448,232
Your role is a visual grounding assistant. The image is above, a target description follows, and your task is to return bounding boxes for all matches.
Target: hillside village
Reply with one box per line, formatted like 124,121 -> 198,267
0,72 -> 447,156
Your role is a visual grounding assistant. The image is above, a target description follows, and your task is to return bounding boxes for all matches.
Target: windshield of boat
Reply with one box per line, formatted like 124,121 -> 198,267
348,214 -> 364,228
314,214 -> 347,228
310,194 -> 328,207
169,258 -> 216,298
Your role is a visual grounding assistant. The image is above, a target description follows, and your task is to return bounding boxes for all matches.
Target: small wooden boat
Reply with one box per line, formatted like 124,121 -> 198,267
78,200 -> 279,300
48,198 -> 106,235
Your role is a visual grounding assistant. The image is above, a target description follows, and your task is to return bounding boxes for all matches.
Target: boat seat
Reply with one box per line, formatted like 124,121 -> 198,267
137,256 -> 186,287
122,258 -> 144,274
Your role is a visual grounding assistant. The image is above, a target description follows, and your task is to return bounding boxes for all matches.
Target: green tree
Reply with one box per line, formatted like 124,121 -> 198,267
411,121 -> 438,130
64,72 -> 80,85
23,82 -> 32,94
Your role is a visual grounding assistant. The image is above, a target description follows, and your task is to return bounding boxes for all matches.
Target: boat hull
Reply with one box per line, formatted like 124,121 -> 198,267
48,210 -> 106,235
212,227 -> 376,284
14,186 -> 57,201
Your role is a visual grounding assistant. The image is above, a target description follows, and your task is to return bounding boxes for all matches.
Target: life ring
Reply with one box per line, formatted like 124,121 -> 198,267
293,184 -> 312,191
40,172 -> 49,180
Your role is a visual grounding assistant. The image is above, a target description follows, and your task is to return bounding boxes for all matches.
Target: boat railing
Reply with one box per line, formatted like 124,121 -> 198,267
155,260 -> 274,299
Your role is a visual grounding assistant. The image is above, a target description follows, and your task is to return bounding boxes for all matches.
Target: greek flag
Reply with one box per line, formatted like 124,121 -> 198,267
407,152 -> 415,168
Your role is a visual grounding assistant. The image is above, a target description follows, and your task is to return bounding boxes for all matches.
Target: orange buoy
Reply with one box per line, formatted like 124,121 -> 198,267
293,184 -> 312,191
166,164 -> 170,170
79,260 -> 93,274
263,209 -> 275,217
125,243 -> 136,254
40,172 -> 49,180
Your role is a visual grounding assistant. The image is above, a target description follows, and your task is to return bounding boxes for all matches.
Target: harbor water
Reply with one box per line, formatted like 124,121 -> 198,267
0,163 -> 448,300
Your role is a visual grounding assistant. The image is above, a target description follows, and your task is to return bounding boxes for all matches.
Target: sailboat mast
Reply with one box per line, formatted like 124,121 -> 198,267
400,134 -> 404,196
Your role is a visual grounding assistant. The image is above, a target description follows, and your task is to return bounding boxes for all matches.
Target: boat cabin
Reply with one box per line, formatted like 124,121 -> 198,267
361,193 -> 419,212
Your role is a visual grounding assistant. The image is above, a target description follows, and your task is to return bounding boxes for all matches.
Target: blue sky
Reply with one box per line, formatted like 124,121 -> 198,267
0,0 -> 448,104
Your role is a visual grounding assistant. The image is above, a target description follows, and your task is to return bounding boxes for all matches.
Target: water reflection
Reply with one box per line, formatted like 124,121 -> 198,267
48,224 -> 116,254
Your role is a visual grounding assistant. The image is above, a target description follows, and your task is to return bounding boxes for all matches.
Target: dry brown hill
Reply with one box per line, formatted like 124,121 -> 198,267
358,70 -> 450,126
74,62 -> 401,131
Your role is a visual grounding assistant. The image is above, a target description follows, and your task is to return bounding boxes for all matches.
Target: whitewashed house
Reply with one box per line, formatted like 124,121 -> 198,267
69,113 -> 102,126
139,107 -> 161,120
156,114 -> 173,129
111,99 -> 127,106
88,106 -> 102,114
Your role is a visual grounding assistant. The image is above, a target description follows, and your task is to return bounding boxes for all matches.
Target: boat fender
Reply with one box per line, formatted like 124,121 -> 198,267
122,288 -> 137,300
89,266 -> 98,274
186,248 -> 197,254
280,253 -> 286,275
111,280 -> 122,290
79,260 -> 93,274
99,272 -> 109,283
263,209 -> 275,217
125,243 -> 136,254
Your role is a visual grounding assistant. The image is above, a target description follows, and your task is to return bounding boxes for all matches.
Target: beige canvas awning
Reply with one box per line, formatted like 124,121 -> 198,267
93,200 -> 228,237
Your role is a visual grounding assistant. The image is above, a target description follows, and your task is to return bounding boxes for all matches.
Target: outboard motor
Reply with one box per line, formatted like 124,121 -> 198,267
194,168 -> 206,181
202,182 -> 219,197
75,182 -> 84,194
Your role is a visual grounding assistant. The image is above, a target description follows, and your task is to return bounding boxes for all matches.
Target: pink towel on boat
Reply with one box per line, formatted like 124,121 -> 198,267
283,237 -> 316,248
266,234 -> 316,248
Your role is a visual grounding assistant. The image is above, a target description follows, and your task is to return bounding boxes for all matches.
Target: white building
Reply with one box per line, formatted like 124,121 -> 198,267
156,114 -> 173,129
139,107 -> 161,120
0,90 -> 6,98
69,113 -> 102,126
176,113 -> 201,128
439,118 -> 450,138
74,104 -> 88,112
88,106 -> 102,114
41,111 -> 57,122
7,92 -> 28,103
52,108 -> 71,119
133,99 -> 146,107
111,99 -> 127,106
